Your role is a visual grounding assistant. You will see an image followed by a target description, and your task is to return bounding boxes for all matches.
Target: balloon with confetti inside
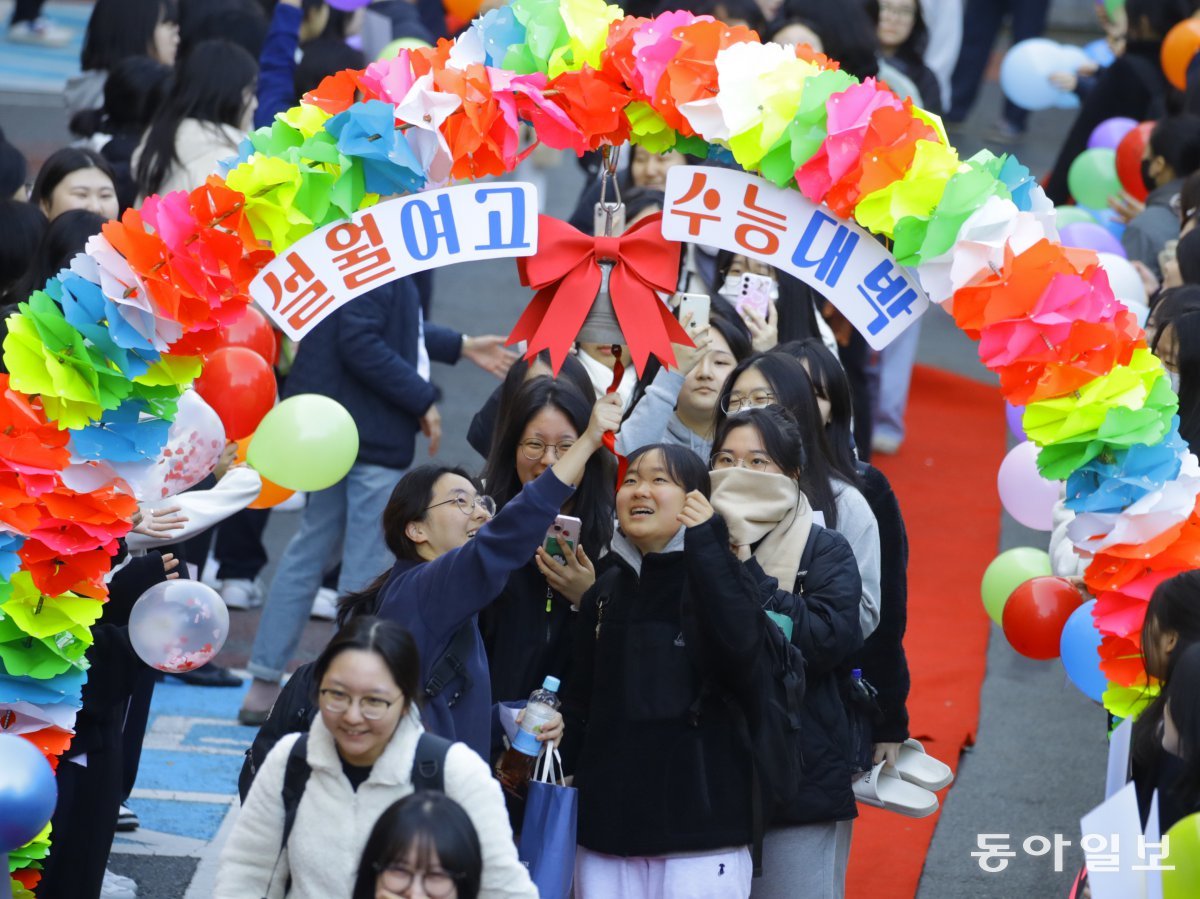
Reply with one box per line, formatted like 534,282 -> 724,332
128,581 -> 230,673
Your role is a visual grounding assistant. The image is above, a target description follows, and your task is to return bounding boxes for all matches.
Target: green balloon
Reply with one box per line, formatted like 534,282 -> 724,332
1164,813 -> 1200,899
1054,205 -> 1097,228
247,394 -> 359,492
980,547 -> 1052,625
1103,0 -> 1124,18
1068,148 -> 1122,211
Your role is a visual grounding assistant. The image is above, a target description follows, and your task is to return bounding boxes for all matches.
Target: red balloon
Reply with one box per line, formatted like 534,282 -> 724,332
1001,576 -> 1083,660
218,306 -> 278,365
194,347 -> 277,440
1115,122 -> 1154,203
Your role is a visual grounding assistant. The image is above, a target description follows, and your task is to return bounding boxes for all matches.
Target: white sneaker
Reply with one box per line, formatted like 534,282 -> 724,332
310,587 -> 339,621
220,579 -> 263,610
7,18 -> 73,47
116,803 -> 138,831
101,868 -> 138,899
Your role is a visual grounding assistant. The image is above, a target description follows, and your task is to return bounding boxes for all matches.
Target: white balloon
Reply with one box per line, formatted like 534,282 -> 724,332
1096,252 -> 1148,306
128,580 -> 230,673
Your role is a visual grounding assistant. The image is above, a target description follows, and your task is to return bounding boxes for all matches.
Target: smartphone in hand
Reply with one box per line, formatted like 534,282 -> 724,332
544,515 -> 582,563
734,273 -> 774,320
676,292 -> 711,336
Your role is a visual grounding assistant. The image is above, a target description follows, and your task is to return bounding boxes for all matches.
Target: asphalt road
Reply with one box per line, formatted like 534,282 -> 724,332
2,32 -> 1113,898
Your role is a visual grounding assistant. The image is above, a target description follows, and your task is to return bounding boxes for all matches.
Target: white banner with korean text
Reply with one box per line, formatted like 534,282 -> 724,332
250,183 -> 539,340
662,166 -> 928,350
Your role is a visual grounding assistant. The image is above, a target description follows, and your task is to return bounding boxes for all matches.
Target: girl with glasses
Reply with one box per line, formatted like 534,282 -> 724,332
707,407 -> 864,899
478,379 -> 614,711
355,792 -> 483,899
219,617 -> 532,898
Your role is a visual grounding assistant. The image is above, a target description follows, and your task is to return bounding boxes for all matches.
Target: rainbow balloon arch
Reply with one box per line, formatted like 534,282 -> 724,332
1,0 -> 1196,889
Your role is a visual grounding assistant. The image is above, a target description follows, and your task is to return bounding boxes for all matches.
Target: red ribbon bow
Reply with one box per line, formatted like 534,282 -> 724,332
508,212 -> 692,374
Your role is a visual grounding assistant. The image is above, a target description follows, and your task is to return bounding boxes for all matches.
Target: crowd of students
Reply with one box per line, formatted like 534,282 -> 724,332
4,0 -> 1200,897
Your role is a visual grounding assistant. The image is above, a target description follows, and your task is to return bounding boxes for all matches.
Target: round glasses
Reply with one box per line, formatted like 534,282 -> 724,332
318,688 -> 398,720
427,493 -> 496,517
710,450 -> 778,471
377,864 -> 461,898
518,438 -> 576,461
722,390 -> 776,414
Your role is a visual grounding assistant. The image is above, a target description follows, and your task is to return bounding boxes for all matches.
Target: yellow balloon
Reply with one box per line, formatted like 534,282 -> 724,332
1163,812 -> 1200,899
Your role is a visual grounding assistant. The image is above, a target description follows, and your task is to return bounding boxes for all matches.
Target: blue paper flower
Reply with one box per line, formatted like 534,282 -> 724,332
997,155 -> 1039,213
58,268 -> 162,366
475,5 -> 526,68
1065,422 -> 1188,514
0,534 -> 23,581
0,663 -> 87,704
69,402 -> 171,463
326,100 -> 426,195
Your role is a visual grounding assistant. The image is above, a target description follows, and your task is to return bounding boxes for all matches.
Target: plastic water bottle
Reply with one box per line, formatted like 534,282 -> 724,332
496,676 -> 561,796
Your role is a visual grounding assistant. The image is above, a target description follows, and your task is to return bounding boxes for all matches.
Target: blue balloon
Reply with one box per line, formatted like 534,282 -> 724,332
1000,38 -> 1065,111
1060,600 -> 1107,703
0,734 -> 57,852
1084,38 -> 1116,67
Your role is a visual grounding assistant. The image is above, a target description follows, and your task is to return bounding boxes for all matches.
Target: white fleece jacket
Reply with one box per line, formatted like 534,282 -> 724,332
215,713 -> 537,899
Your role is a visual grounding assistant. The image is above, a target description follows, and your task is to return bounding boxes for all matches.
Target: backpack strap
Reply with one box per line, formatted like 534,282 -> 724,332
795,526 -> 820,594
267,734 -> 311,896
424,623 -> 475,708
411,732 -> 453,793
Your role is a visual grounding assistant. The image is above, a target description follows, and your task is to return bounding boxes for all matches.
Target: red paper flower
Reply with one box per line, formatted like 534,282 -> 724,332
651,18 -> 759,134
0,375 -> 70,476
18,537 -> 113,599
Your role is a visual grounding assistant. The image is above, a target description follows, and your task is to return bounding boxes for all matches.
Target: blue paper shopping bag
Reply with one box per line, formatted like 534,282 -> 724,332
518,747 -> 577,899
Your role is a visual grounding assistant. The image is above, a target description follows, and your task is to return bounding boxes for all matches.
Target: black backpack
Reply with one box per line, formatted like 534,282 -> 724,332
238,621 -> 477,801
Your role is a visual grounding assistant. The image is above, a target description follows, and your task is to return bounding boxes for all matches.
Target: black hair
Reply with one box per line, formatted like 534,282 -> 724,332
488,350 -> 595,460
81,0 -> 178,71
480,378 -> 615,553
778,338 -> 862,485
714,351 -> 842,525
1180,169 -> 1200,230
713,404 -> 808,479
621,187 -> 666,226
781,0 -> 879,79
1179,226 -> 1200,286
624,443 -> 712,496
352,793 -> 483,899
679,0 -> 767,35
707,299 -> 754,362
15,210 -> 106,303
30,148 -> 117,215
0,136 -> 27,200
0,201 -> 48,304
135,40 -> 258,198
864,0 -> 929,65
1133,571 -> 1200,775
1162,642 -> 1200,810
312,616 -> 421,719
72,55 -> 173,139
294,38 -> 366,104
180,2 -> 267,61
1124,0 -> 1194,41
1149,115 -> 1200,180
1168,310 -> 1200,454
335,465 -> 479,626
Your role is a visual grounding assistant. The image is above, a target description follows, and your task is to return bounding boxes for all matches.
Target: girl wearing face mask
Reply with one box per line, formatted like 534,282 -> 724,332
218,617 -> 534,899
707,407 -> 863,899
478,379 -> 614,707
615,310 -> 753,460
715,352 -> 882,641
561,444 -> 768,898
779,338 -> 914,769
354,792 -> 484,899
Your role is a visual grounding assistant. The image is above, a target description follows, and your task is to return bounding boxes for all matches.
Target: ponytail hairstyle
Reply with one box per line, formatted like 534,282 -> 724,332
312,616 -> 420,717
135,39 -> 257,198
778,337 -> 861,486
335,465 -> 477,626
1133,571 -> 1200,772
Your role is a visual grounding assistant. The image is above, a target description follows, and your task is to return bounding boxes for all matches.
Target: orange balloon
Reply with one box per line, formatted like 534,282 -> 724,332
235,437 -> 296,510
1162,19 -> 1200,90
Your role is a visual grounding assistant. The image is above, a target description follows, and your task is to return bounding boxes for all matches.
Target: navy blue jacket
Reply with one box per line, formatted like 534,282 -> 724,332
283,278 -> 462,471
376,469 -> 576,760
255,2 -> 301,130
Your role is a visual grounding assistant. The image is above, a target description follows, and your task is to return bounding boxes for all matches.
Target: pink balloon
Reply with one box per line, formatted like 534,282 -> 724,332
997,441 -> 1059,531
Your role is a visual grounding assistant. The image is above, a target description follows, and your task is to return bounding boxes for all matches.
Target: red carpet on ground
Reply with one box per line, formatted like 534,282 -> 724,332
844,365 -> 1006,898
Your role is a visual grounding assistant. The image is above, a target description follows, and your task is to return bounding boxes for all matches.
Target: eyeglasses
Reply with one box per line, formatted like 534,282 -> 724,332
427,493 -> 496,517
518,438 -> 576,461
318,688 -> 399,720
710,450 -> 778,471
377,864 -> 461,898
879,1 -> 916,17
722,390 -> 776,414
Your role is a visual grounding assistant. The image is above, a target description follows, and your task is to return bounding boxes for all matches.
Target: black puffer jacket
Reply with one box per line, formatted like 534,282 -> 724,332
561,517 -> 766,857
749,522 -> 863,826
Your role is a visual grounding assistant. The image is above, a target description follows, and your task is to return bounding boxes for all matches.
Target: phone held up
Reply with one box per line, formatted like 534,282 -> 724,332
543,515 -> 582,564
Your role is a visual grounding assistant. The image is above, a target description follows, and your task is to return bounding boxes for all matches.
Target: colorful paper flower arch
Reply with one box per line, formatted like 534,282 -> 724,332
0,0 -> 1193,889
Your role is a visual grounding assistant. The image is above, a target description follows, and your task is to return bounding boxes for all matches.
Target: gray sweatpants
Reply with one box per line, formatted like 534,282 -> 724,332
751,820 -> 854,899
